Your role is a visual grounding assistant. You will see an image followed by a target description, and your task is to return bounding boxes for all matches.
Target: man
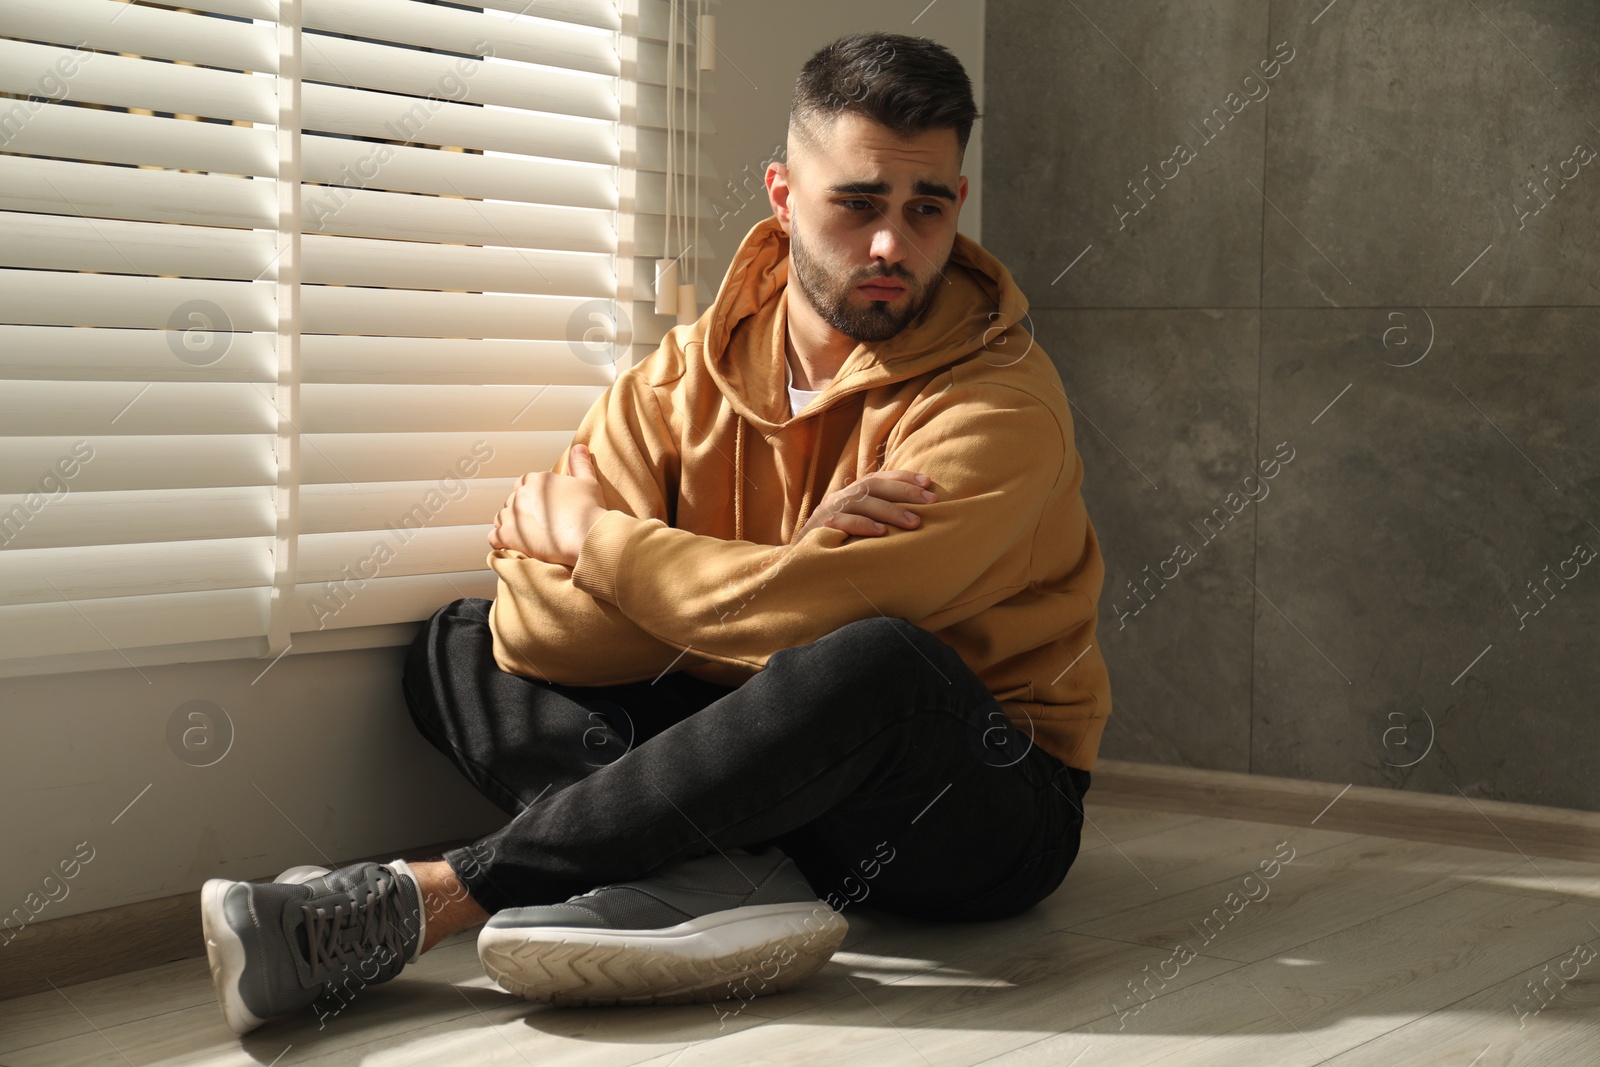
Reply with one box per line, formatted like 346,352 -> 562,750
201,31 -> 1111,1035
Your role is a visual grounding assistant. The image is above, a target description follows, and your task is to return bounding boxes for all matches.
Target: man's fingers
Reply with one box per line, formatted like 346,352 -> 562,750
879,469 -> 931,487
829,513 -> 888,536
568,442 -> 599,481
852,471 -> 931,500
851,474 -> 936,507
827,495 -> 918,530
859,496 -> 920,527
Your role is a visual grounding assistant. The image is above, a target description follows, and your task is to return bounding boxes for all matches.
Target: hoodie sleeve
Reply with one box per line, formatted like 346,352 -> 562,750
568,380 -> 1070,669
486,366 -> 701,686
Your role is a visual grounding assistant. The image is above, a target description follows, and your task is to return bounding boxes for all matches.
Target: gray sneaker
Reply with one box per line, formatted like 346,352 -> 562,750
477,847 -> 847,1007
201,861 -> 422,1034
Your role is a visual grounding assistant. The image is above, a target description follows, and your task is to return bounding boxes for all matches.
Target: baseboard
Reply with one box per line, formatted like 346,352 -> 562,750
1089,758 -> 1600,864
0,837 -> 480,1002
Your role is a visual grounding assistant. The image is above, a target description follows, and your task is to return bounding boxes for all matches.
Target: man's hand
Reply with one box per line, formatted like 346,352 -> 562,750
795,468 -> 937,542
489,443 -> 609,567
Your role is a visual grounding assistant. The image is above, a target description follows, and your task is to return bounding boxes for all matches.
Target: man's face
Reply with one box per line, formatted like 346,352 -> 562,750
776,113 -> 968,344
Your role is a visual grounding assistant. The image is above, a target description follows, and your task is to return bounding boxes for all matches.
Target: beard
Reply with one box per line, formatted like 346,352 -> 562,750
787,215 -> 948,344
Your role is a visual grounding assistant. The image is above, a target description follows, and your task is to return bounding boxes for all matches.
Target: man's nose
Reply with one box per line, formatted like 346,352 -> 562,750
868,220 -> 909,270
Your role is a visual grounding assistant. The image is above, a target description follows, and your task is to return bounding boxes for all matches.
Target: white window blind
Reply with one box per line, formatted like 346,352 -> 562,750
0,0 -> 716,678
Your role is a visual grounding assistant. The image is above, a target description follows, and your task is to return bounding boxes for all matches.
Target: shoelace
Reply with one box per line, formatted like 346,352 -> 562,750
301,872 -> 406,985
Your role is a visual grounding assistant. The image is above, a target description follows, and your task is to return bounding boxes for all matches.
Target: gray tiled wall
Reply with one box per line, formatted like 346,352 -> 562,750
985,0 -> 1600,811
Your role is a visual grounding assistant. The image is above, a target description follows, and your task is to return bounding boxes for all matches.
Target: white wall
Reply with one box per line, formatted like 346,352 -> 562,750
1,647 -> 509,924
0,0 -> 986,925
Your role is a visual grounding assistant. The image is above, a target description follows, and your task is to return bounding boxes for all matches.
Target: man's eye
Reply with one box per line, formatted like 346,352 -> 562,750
840,199 -> 871,211
917,204 -> 944,217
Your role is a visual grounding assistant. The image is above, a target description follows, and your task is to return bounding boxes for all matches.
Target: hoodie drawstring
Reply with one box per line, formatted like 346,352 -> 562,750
733,416 -> 744,542
794,412 -> 823,541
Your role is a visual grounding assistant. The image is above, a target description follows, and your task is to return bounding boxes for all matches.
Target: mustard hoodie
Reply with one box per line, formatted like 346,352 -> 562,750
487,214 -> 1113,771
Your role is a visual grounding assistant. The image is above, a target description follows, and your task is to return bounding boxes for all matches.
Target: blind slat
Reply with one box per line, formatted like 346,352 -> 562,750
0,269 -> 274,331
156,0 -> 278,19
301,479 -> 513,535
0,538 -> 272,606
0,437 -> 275,494
301,82 -> 616,164
292,571 -> 494,632
0,156 -> 276,229
0,382 -> 276,437
2,212 -> 276,282
298,432 -> 560,485
300,384 -> 606,434
477,0 -> 617,33
303,33 -> 612,121
0,487 -> 273,551
301,288 -> 609,340
301,235 -> 612,296
1,0 -> 277,75
0,588 -> 268,660
0,325 -> 275,383
301,337 -> 620,386
302,132 -> 611,209
305,0 -> 618,77
298,184 -> 613,250
0,101 -> 274,177
298,526 -> 492,584
0,38 -> 276,124
637,125 -> 718,176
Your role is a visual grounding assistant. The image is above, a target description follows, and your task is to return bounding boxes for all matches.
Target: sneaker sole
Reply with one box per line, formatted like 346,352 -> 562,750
477,901 -> 847,1007
200,879 -> 266,1035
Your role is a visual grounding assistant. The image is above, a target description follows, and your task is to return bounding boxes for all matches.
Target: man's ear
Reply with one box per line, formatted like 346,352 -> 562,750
768,162 -> 792,234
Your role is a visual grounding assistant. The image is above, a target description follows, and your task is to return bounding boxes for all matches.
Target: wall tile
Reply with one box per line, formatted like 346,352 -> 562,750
1253,307 -> 1600,810
986,0 -> 1272,308
1261,0 -> 1600,307
1035,308 -> 1261,772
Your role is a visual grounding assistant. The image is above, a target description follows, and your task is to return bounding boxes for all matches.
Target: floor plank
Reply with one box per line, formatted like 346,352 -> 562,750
624,932 -> 1240,1067
1453,852 -> 1600,908
1077,806 -> 1210,853
0,954 -> 219,1055
1320,922 -> 1600,1065
1067,834 -> 1530,963
1045,815 -> 1358,928
981,886 -> 1600,1065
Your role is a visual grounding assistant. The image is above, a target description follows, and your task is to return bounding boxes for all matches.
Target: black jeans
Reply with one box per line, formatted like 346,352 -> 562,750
401,598 -> 1090,923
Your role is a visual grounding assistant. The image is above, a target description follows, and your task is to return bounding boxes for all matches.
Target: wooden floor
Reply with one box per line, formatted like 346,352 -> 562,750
3,802 -> 1598,1066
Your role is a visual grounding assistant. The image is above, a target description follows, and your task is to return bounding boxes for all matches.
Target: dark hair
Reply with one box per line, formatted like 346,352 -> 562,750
789,33 -> 980,160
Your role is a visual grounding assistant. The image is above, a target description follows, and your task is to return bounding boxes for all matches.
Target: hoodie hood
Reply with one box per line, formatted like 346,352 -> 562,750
693,214 -> 1033,541
701,214 -> 1033,431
